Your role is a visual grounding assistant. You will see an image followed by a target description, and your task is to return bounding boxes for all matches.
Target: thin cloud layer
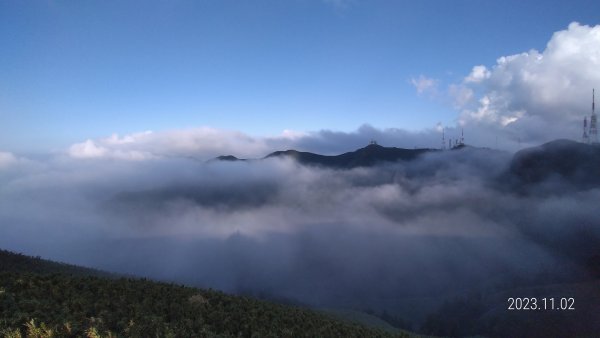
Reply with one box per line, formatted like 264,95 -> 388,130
64,125 -> 448,161
411,75 -> 439,96
0,151 -> 17,168
67,128 -> 290,160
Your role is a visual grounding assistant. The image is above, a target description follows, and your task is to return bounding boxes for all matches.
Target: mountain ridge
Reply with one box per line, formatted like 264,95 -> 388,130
213,140 -> 600,181
507,138 -> 600,189
213,143 -> 439,168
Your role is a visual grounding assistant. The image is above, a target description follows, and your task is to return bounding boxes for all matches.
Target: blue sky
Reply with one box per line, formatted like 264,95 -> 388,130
1,0 -> 600,152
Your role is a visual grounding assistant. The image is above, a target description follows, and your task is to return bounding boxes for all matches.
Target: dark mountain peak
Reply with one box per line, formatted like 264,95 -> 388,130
364,143 -> 384,149
261,144 -> 433,168
508,139 -> 600,188
517,139 -> 581,155
209,155 -> 246,163
216,155 -> 241,161
355,143 -> 388,154
514,139 -> 597,160
542,138 -> 581,147
266,149 -> 301,158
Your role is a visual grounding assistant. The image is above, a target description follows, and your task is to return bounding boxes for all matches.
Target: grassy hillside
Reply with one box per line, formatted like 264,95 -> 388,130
0,249 -> 410,337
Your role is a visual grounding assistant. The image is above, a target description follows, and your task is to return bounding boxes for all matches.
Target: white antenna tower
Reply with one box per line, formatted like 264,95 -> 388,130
590,88 -> 598,144
441,128 -> 446,150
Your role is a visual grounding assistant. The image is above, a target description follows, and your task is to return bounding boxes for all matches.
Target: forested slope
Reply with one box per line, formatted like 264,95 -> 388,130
0,249 -> 411,337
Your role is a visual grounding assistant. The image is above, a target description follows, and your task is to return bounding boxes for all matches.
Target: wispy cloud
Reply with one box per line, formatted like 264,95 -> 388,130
0,151 -> 17,168
410,75 -> 439,96
62,124 -> 453,162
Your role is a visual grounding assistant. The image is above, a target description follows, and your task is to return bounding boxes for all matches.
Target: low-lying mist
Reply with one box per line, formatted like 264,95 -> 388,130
1,146 -> 599,324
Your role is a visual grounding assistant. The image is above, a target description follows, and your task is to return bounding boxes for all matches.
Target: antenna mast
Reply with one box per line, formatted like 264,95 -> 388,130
583,116 -> 589,144
589,88 -> 598,144
441,128 -> 446,150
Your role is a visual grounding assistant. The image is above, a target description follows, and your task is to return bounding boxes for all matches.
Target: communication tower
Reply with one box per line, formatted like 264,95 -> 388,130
441,128 -> 446,150
583,116 -> 589,144
589,89 -> 598,144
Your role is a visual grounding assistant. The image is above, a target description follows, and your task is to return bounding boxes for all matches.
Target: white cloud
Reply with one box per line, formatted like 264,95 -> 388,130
464,65 -> 491,83
279,129 -> 308,140
0,151 -> 17,168
69,140 -> 109,159
67,127 -> 292,161
435,122 -> 444,132
456,22 -> 600,144
448,84 -> 474,108
62,23 -> 600,161
103,131 -> 153,145
65,124 -> 453,162
410,75 -> 439,95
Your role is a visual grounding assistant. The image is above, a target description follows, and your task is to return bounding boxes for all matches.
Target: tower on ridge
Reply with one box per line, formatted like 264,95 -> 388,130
589,89 -> 598,144
583,116 -> 589,144
441,128 -> 446,150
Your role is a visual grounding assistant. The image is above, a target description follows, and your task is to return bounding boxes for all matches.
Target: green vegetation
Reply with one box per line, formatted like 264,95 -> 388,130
0,250 -> 112,278
0,249 -> 410,337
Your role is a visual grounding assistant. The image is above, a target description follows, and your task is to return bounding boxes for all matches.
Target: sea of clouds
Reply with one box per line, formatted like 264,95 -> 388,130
1,22 -> 600,324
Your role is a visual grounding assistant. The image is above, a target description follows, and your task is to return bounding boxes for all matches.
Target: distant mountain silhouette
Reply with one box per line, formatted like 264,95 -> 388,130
213,143 -> 437,168
265,144 -> 435,168
212,139 -> 600,187
214,155 -> 244,161
507,139 -> 600,189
